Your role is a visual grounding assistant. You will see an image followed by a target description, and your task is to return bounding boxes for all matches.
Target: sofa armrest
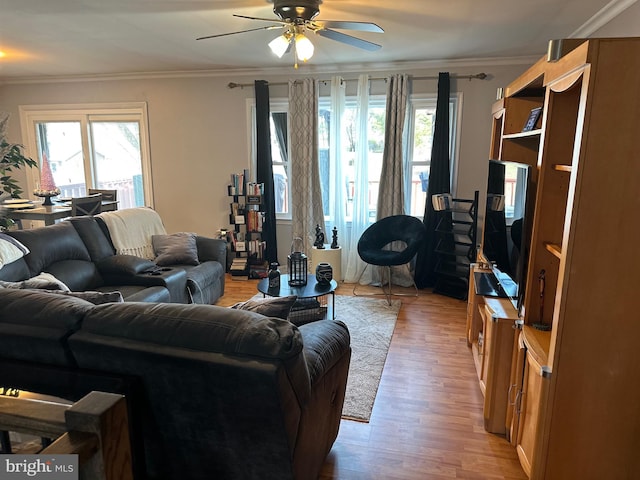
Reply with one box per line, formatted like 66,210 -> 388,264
297,320 -> 351,386
97,255 -> 156,276
195,236 -> 227,264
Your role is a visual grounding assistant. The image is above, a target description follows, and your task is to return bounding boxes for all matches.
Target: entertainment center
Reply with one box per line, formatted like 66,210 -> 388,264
467,37 -> 640,479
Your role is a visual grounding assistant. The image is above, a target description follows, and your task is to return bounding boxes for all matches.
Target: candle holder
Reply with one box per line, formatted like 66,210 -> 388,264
288,237 -> 308,286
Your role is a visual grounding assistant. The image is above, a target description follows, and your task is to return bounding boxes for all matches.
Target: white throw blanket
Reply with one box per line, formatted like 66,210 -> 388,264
97,207 -> 167,260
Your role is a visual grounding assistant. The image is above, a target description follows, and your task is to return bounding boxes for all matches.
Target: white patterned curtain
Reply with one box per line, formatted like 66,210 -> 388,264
288,78 -> 325,254
378,73 -> 414,286
378,74 -> 410,219
343,74 -> 373,284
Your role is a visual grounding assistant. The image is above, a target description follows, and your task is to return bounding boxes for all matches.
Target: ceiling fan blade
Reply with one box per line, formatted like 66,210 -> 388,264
311,20 -> 383,33
196,25 -> 282,41
315,29 -> 382,51
233,14 -> 288,25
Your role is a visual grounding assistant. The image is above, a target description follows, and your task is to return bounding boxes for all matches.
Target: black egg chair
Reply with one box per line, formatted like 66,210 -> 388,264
353,214 -> 427,304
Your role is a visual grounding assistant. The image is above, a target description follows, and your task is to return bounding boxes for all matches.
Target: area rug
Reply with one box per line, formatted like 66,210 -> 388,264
249,293 -> 400,422
332,295 -> 401,422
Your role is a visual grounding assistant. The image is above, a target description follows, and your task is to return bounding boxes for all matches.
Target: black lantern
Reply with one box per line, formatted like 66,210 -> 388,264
288,237 -> 308,286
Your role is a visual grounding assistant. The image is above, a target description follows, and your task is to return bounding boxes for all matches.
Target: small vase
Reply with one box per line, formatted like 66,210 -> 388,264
315,262 -> 333,285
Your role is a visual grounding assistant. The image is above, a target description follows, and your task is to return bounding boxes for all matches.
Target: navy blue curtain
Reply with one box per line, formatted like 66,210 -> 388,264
254,80 -> 278,264
415,72 -> 450,288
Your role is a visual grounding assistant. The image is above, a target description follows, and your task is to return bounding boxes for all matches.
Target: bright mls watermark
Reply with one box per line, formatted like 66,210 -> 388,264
0,455 -> 78,479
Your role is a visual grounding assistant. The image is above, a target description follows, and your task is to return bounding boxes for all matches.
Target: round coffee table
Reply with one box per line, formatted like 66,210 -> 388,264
257,274 -> 338,320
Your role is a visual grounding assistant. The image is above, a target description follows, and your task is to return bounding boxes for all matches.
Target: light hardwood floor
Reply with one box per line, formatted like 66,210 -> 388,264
218,276 -> 527,480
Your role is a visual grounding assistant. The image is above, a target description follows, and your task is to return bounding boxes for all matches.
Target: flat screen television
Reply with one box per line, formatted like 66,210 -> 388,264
478,159 -> 533,312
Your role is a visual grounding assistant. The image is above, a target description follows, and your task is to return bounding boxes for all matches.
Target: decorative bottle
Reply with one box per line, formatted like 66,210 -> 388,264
268,262 -> 281,289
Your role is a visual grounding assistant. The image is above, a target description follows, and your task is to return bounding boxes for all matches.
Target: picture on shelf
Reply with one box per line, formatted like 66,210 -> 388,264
522,106 -> 543,132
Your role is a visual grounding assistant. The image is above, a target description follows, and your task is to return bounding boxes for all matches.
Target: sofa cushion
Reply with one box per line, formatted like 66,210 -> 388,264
79,302 -> 304,359
68,216 -> 117,262
96,285 -> 171,303
152,232 -> 199,266
0,272 -> 70,291
231,295 -> 298,320
39,289 -> 124,305
46,259 -> 103,292
0,289 -> 93,366
0,233 -> 29,268
8,222 -> 91,276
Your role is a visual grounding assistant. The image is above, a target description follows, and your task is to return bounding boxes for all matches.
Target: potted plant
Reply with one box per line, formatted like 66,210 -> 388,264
0,113 -> 38,230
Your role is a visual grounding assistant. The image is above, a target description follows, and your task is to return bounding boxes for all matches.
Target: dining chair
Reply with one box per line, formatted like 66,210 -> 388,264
71,194 -> 102,217
87,188 -> 117,202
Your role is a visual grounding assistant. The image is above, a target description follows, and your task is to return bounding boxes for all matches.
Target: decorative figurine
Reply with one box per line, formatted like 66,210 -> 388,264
331,226 -> 339,249
314,224 -> 325,249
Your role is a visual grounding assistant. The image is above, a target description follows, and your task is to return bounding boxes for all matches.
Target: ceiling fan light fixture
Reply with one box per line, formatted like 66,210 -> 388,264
294,33 -> 314,62
269,34 -> 291,58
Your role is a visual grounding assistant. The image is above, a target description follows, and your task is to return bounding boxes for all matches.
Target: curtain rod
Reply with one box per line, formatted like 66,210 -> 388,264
227,72 -> 487,89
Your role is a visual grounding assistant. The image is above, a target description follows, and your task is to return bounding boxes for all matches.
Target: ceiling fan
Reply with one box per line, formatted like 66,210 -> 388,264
196,0 -> 384,67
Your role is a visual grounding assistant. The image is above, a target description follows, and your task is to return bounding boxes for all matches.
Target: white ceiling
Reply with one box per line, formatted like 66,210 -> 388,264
0,0 -> 630,81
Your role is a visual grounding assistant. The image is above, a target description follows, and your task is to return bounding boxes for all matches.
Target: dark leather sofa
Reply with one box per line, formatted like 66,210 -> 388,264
0,288 -> 351,480
0,216 -> 226,304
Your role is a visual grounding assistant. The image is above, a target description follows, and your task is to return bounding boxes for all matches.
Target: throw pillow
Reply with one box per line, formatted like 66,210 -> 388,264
0,272 -> 70,291
231,295 -> 298,320
0,233 -> 30,269
152,232 -> 199,266
38,289 -> 125,305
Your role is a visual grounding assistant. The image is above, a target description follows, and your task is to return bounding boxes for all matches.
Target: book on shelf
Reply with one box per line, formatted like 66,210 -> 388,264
246,210 -> 263,233
229,169 -> 250,196
230,257 -> 249,280
230,258 -> 247,267
246,182 -> 265,196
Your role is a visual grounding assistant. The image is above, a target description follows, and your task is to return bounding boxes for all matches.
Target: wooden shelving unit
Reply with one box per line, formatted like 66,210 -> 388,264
473,38 -> 640,479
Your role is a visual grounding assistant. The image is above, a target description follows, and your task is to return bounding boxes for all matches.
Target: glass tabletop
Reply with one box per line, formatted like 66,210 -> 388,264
257,274 -> 337,298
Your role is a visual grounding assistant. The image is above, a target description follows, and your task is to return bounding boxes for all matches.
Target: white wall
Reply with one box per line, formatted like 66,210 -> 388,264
0,63 -> 529,262
1,1 -> 637,264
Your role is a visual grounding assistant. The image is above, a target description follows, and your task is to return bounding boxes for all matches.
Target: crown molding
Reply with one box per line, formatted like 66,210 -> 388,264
0,54 -> 540,86
571,0 -> 638,38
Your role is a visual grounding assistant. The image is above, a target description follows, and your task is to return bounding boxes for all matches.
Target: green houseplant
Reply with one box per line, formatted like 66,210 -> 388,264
0,113 -> 38,230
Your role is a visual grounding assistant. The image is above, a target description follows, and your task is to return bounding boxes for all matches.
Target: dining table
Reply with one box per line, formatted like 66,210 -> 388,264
3,199 -> 118,227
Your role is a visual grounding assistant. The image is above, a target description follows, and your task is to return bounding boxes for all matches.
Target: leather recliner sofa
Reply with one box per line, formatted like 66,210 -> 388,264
0,215 -> 226,304
0,288 -> 351,480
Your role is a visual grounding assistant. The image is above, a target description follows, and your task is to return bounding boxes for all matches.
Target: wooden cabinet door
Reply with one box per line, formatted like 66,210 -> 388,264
482,312 -> 517,435
466,264 -> 483,347
477,304 -> 492,394
507,331 -> 526,445
515,345 -> 549,478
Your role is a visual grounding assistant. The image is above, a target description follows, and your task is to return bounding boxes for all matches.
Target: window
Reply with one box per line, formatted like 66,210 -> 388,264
255,91 -> 460,222
19,103 -> 153,209
270,109 -> 290,218
405,94 -> 461,217
318,96 -> 386,222
249,100 -> 291,219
